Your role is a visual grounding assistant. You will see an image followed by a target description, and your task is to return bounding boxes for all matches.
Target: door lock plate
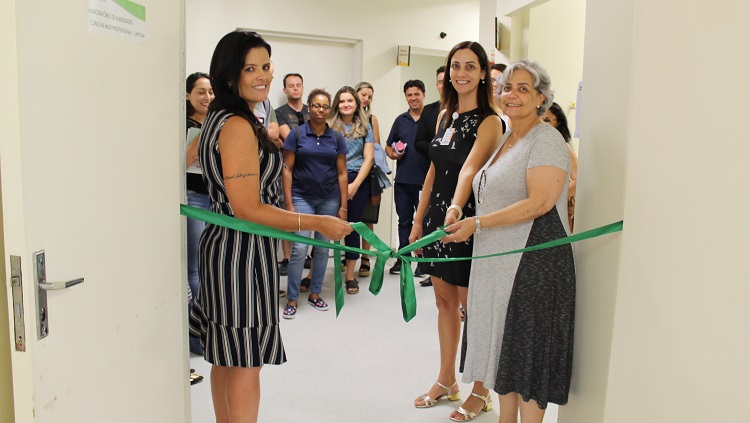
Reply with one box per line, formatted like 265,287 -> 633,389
10,255 -> 26,351
34,250 -> 50,339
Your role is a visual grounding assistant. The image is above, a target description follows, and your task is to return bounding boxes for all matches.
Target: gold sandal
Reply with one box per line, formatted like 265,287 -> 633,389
449,390 -> 492,421
415,381 -> 461,408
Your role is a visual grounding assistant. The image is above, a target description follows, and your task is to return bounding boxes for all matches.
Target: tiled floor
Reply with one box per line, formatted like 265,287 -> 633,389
189,258 -> 559,422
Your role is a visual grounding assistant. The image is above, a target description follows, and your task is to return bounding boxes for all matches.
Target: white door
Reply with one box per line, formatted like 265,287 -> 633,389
1,0 -> 189,421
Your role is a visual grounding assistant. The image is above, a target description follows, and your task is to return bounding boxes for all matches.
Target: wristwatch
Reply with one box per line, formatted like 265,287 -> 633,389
474,216 -> 482,234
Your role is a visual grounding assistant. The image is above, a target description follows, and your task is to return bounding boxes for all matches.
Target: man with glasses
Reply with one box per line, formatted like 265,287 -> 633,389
276,73 -> 310,142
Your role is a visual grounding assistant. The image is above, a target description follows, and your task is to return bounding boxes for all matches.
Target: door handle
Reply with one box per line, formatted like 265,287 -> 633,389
34,250 -> 84,339
39,278 -> 85,291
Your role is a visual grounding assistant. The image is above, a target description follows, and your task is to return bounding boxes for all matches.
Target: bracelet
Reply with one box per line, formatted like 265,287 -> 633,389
297,212 -> 301,232
474,216 -> 482,234
446,204 -> 463,220
340,207 -> 348,212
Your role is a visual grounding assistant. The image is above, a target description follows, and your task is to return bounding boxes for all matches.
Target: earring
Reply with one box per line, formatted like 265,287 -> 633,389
480,78 -> 485,84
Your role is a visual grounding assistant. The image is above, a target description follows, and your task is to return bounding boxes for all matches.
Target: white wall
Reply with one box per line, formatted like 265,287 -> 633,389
562,0 -> 750,421
604,0 -> 750,420
399,54 -> 447,108
527,0 -> 586,149
557,0 -> 632,420
186,0 -> 481,246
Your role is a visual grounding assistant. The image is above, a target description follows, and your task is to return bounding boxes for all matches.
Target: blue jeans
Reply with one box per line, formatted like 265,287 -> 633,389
286,195 -> 341,302
344,171 -> 371,260
186,191 -> 209,353
394,182 -> 422,250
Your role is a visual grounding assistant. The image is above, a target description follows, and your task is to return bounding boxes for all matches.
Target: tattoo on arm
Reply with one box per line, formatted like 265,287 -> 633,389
224,172 -> 258,181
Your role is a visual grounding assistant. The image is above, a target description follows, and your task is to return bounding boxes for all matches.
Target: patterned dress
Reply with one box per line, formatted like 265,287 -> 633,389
188,109 -> 287,368
422,109 -> 485,286
460,123 -> 575,408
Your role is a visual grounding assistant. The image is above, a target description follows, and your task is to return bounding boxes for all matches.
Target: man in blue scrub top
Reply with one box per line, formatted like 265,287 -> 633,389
385,79 -> 429,275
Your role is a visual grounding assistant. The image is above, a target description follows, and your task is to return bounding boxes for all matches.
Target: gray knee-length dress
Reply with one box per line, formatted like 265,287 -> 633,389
460,123 -> 575,409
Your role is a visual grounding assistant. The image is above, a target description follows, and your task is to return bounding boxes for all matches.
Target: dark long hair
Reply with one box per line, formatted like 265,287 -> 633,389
548,102 -> 571,142
441,41 -> 497,127
208,30 -> 277,152
186,72 -> 210,117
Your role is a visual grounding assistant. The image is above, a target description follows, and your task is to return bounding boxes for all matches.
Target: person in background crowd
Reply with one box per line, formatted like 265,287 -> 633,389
543,102 -> 577,230
409,41 -> 504,421
413,65 -> 446,287
354,81 -> 381,278
281,88 -> 348,319
491,63 -> 509,127
274,73 -> 311,280
328,86 -> 374,295
385,79 -> 429,275
276,73 -> 310,141
184,71 -> 214,385
444,60 -> 575,423
188,31 -> 351,422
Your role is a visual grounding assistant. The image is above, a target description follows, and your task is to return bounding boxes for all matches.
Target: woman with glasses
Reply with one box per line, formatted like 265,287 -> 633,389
328,86 -> 375,294
542,102 -> 578,230
409,41 -> 504,421
444,60 -> 576,423
281,89 -> 348,319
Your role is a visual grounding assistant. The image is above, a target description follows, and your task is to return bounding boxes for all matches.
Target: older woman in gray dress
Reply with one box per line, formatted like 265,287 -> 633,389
444,60 -> 575,423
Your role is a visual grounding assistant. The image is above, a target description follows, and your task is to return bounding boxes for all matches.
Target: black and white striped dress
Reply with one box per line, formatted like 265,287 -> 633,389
189,109 -> 287,367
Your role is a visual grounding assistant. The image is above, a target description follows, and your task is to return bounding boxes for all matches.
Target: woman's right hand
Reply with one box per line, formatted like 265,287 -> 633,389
316,215 -> 353,242
409,225 -> 423,254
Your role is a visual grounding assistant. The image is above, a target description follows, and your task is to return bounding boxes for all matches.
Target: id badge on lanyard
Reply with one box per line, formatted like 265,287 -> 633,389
440,127 -> 455,146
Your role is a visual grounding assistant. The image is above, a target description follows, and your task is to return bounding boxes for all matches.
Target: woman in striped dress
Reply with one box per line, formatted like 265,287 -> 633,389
188,31 -> 351,423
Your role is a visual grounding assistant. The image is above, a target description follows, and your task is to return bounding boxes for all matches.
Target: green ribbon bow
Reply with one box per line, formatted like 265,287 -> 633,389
180,204 -> 622,322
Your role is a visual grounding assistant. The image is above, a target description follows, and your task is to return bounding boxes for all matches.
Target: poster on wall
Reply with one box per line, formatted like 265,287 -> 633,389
87,0 -> 146,44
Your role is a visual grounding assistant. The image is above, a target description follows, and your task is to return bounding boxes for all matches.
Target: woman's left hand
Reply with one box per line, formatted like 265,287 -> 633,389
337,208 -> 347,221
442,218 -> 477,244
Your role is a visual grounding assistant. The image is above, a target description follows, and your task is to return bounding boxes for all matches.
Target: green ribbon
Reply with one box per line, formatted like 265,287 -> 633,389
181,204 -> 622,322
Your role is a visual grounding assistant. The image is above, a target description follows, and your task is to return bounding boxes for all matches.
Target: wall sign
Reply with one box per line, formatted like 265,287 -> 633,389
397,45 -> 410,67
87,0 -> 146,44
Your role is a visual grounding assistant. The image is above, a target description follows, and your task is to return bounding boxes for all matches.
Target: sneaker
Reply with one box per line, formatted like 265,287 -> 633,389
279,290 -> 286,298
282,304 -> 297,319
278,259 -> 289,276
389,261 -> 401,275
307,297 -> 329,311
419,277 -> 433,287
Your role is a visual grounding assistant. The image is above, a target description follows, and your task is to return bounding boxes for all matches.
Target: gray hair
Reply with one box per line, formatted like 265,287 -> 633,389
503,59 -> 554,115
